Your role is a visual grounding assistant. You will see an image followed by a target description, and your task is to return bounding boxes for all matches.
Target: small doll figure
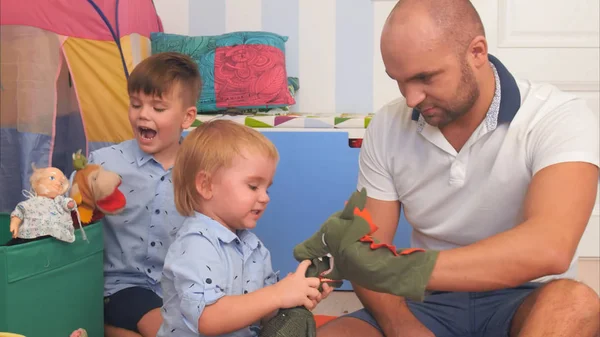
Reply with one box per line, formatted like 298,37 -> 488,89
6,164 -> 78,246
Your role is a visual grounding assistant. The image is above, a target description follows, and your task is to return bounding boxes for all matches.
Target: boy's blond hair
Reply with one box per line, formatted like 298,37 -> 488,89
173,120 -> 279,216
127,52 -> 202,108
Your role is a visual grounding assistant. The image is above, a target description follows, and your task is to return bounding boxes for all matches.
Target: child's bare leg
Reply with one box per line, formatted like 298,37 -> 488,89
104,287 -> 163,337
137,308 -> 163,337
104,324 -> 142,337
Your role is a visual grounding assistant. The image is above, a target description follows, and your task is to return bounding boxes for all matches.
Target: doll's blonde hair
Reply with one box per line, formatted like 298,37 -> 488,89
29,164 -> 69,196
173,119 -> 279,217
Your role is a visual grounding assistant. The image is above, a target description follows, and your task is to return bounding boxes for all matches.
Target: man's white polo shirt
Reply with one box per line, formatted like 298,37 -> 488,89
357,55 -> 599,281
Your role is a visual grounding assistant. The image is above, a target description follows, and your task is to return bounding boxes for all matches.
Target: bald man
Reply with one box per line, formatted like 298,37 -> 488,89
318,1 -> 599,337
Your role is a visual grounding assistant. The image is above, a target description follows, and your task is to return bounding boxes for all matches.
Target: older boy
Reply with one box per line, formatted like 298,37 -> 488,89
85,52 -> 201,337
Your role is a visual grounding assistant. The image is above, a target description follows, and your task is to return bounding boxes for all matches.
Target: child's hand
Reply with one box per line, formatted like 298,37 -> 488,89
273,260 -> 322,310
311,282 -> 334,310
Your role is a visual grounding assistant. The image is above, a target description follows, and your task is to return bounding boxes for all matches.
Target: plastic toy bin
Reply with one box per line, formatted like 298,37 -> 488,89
0,213 -> 104,337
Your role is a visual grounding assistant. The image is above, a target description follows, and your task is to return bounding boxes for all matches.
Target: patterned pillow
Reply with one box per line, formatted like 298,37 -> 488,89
150,31 -> 296,113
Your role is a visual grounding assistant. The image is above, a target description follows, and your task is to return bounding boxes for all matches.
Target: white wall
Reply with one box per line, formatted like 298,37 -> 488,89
153,0 -> 599,116
153,0 -> 600,256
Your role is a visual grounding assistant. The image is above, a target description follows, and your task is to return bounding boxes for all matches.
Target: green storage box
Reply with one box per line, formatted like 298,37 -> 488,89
0,213 -> 104,337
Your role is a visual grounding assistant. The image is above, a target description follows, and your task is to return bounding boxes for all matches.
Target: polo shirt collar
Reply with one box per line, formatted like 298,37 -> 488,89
196,212 -> 260,250
134,144 -> 154,166
411,54 -> 521,125
238,230 -> 260,250
134,136 -> 185,167
490,54 -> 521,124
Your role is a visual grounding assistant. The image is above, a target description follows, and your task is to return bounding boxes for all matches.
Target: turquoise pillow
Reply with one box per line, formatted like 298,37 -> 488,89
151,31 -> 296,113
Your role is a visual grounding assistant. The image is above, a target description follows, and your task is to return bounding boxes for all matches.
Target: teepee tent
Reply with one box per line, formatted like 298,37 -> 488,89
0,0 -> 163,212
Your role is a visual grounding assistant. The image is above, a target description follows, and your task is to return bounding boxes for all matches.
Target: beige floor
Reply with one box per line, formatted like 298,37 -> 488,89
313,258 -> 600,316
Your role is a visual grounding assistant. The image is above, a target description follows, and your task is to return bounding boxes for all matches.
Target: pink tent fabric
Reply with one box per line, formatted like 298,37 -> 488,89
1,0 -> 163,41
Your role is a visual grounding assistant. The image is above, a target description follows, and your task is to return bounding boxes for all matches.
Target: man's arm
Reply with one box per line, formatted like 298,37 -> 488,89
427,161 -> 598,292
427,96 -> 599,292
352,197 -> 431,337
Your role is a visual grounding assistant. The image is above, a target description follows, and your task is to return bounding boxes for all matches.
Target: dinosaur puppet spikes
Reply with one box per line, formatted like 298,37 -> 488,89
340,187 -> 367,219
337,188 -> 380,242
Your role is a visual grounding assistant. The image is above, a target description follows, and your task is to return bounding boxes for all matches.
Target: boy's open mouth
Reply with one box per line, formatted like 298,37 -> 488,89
138,127 -> 157,140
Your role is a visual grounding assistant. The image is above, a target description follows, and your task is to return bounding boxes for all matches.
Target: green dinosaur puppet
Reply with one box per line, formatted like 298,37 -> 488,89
258,188 -> 439,337
293,188 -> 439,302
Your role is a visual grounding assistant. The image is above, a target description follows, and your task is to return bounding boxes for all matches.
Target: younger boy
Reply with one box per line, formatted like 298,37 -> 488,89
83,52 -> 201,337
157,120 -> 331,337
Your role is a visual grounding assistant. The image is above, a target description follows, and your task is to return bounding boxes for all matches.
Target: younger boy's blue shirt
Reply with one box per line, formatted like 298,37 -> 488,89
87,139 -> 185,297
157,212 -> 279,337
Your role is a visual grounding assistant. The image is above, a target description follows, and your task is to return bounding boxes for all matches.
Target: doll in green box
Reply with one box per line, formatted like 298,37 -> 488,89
6,164 -> 78,246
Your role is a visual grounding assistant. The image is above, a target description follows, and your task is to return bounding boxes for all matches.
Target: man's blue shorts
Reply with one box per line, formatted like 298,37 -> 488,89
345,282 -> 543,337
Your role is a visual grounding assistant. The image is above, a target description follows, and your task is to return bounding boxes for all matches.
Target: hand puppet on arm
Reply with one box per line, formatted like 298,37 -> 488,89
258,189 -> 440,337
293,188 -> 439,302
69,150 -> 126,226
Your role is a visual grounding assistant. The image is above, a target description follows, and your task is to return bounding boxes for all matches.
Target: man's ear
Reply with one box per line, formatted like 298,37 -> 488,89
181,106 -> 197,130
467,35 -> 488,69
195,170 -> 213,200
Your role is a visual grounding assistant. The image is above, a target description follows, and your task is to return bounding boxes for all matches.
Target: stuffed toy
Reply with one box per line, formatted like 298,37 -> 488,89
69,328 -> 87,337
69,150 -> 126,226
6,165 -> 78,246
293,188 -> 439,302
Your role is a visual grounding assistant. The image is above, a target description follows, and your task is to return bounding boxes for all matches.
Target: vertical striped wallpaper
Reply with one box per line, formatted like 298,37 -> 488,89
153,0 -> 402,114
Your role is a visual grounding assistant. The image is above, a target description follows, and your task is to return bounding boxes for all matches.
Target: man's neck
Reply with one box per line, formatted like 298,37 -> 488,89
440,64 -> 496,151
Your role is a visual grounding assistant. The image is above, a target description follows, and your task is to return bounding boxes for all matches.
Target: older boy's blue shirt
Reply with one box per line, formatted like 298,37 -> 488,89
87,139 -> 185,297
157,213 -> 279,337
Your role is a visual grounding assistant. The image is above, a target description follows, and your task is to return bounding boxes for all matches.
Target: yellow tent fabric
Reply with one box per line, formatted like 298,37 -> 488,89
62,35 -> 151,144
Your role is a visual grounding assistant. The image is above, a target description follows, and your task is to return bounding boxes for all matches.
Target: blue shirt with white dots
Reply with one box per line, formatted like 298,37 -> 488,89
86,139 -> 185,298
157,212 -> 279,337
